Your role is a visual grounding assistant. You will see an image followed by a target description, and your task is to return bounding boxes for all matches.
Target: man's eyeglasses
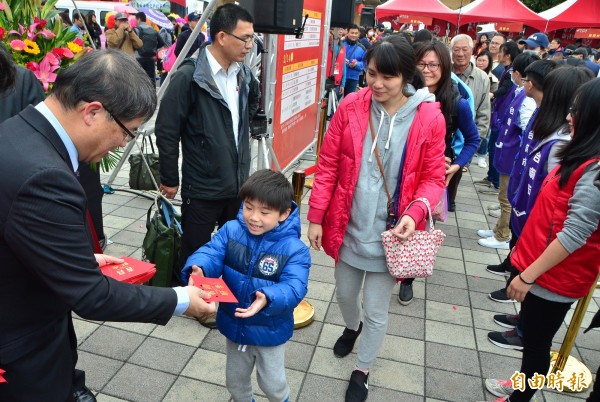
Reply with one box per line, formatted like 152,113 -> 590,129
104,105 -> 137,143
416,62 -> 441,72
522,78 -> 531,83
225,32 -> 254,46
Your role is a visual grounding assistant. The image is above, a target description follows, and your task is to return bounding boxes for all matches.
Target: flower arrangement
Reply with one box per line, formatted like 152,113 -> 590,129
0,0 -> 90,91
1,0 -> 123,172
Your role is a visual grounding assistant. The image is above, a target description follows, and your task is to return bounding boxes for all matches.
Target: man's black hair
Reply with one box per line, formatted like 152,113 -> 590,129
136,12 -> 147,22
209,3 -> 254,41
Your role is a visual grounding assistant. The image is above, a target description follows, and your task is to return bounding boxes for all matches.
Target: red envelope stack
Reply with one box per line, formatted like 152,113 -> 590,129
191,275 -> 238,303
101,256 -> 157,285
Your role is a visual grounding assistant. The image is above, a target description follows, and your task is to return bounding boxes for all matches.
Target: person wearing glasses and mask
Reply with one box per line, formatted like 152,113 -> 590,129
156,4 -> 261,323
0,49 -> 216,402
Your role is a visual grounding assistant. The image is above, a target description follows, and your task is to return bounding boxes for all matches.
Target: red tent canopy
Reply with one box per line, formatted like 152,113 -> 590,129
375,0 -> 457,24
456,0 -> 547,31
540,0 -> 600,32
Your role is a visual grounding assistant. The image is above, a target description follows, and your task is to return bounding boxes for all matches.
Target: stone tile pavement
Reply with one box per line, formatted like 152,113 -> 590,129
76,153 -> 599,402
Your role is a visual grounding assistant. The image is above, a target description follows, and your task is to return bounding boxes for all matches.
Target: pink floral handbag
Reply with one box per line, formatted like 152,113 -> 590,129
381,198 -> 446,278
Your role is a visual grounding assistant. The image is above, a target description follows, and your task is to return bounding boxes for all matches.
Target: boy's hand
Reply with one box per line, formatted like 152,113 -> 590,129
235,291 -> 267,318
188,265 -> 204,286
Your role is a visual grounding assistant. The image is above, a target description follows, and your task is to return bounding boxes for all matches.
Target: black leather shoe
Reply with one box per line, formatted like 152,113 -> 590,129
72,386 -> 97,402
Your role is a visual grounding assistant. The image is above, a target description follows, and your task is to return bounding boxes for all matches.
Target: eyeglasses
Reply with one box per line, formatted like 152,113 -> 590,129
568,106 -> 577,116
225,32 -> 254,46
103,105 -> 137,143
522,78 -> 531,83
416,62 -> 441,72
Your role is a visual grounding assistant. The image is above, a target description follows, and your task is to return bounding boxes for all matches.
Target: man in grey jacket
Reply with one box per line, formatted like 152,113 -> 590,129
452,34 -> 491,172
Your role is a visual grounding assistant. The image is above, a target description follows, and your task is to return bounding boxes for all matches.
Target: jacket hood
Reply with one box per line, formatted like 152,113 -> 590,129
531,124 -> 570,153
367,85 -> 434,159
236,201 -> 302,240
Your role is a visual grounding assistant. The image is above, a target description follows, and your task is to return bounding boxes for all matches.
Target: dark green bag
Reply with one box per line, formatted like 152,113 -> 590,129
129,137 -> 160,191
142,198 -> 183,287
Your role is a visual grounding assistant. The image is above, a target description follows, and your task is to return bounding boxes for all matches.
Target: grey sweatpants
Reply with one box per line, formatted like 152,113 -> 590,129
335,260 -> 396,369
225,339 -> 289,402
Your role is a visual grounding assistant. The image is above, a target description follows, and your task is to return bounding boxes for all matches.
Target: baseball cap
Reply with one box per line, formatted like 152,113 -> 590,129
114,12 -> 128,21
187,12 -> 201,21
519,33 -> 549,49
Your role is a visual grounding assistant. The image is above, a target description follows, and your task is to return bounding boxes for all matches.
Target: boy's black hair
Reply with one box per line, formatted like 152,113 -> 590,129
238,169 -> 294,214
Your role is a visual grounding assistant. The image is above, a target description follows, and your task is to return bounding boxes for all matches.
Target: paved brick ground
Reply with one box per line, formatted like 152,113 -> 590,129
77,148 -> 599,402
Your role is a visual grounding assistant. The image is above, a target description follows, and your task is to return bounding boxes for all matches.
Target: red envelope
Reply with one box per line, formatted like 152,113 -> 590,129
101,256 -> 156,284
191,275 -> 238,303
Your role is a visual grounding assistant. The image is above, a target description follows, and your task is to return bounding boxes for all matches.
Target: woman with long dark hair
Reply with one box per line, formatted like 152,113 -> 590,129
307,35 -> 446,402
87,13 -> 103,49
396,40 -> 480,305
485,78 -> 600,402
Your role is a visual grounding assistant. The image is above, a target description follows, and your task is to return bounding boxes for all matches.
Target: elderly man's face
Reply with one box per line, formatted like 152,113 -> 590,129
452,39 -> 472,69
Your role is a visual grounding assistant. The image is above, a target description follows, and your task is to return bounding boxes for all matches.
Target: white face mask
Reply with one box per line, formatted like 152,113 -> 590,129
511,73 -> 519,86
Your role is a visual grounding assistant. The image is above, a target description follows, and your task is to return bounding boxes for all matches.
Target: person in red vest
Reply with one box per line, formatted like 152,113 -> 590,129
484,78 -> 600,402
326,27 -> 346,98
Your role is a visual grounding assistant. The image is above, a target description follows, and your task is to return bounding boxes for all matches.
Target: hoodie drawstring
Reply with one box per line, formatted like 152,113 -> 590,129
368,110 -> 398,162
368,110 -> 385,163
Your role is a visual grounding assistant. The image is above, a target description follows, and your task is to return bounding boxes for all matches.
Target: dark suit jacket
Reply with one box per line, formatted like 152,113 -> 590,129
0,106 -> 177,399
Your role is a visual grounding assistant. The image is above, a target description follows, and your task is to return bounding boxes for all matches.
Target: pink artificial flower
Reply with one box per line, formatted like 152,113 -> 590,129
0,3 -> 5,10
10,39 -> 26,51
25,61 -> 38,71
8,24 -> 26,37
73,37 -> 84,47
0,27 -> 5,40
36,28 -> 56,40
52,47 -> 74,59
29,54 -> 60,91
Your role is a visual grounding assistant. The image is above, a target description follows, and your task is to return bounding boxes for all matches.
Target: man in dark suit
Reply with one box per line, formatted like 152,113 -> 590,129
0,49 -> 215,402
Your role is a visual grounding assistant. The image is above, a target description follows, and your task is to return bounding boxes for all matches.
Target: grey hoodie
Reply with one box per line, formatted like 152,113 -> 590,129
339,86 -> 435,272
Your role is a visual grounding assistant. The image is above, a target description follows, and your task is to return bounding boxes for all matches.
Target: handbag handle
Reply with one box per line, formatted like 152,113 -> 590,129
156,197 -> 183,234
400,198 -> 435,230
141,135 -> 156,155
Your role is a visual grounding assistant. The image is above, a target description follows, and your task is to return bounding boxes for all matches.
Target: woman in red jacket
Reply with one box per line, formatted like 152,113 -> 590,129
484,78 -> 600,402
307,35 -> 446,402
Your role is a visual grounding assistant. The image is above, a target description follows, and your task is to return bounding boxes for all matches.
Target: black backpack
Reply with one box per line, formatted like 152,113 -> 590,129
136,26 -> 158,57
445,81 -> 462,160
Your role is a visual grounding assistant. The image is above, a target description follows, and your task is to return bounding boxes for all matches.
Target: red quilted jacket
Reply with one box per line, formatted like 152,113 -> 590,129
307,88 -> 446,262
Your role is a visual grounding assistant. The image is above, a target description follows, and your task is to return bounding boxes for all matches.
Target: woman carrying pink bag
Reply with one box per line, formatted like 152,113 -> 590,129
306,35 -> 446,402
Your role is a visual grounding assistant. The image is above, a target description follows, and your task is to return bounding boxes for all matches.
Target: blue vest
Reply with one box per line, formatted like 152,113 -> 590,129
493,90 -> 527,175
509,135 -> 557,238
491,67 -> 516,132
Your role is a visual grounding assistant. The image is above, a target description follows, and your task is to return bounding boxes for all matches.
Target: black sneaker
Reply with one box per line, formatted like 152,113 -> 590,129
397,282 -> 413,305
345,370 -> 369,402
493,313 -> 520,329
333,322 -> 363,358
448,202 -> 456,212
488,329 -> 523,351
488,288 -> 516,303
486,263 -> 510,276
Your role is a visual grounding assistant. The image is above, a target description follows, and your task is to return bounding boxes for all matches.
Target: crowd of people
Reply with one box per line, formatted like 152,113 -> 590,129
1,2 -> 600,402
322,24 -> 599,402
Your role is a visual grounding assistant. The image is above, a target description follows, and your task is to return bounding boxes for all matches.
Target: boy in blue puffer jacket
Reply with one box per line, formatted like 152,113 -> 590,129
182,169 -> 311,402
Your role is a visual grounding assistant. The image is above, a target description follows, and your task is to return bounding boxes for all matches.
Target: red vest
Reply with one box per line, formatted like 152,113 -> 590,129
511,159 -> 600,298
326,40 -> 346,87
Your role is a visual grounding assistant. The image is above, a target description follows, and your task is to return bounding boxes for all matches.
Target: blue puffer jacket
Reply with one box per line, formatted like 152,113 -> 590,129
182,202 -> 310,347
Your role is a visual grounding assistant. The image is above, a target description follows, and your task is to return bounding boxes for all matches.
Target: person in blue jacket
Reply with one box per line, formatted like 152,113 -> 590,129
343,24 -> 367,95
182,169 -> 311,402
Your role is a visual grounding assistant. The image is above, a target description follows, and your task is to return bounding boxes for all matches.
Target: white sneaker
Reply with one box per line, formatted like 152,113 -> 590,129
477,156 -> 488,168
477,229 -> 494,238
487,203 -> 501,211
488,209 -> 501,218
478,236 -> 510,250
